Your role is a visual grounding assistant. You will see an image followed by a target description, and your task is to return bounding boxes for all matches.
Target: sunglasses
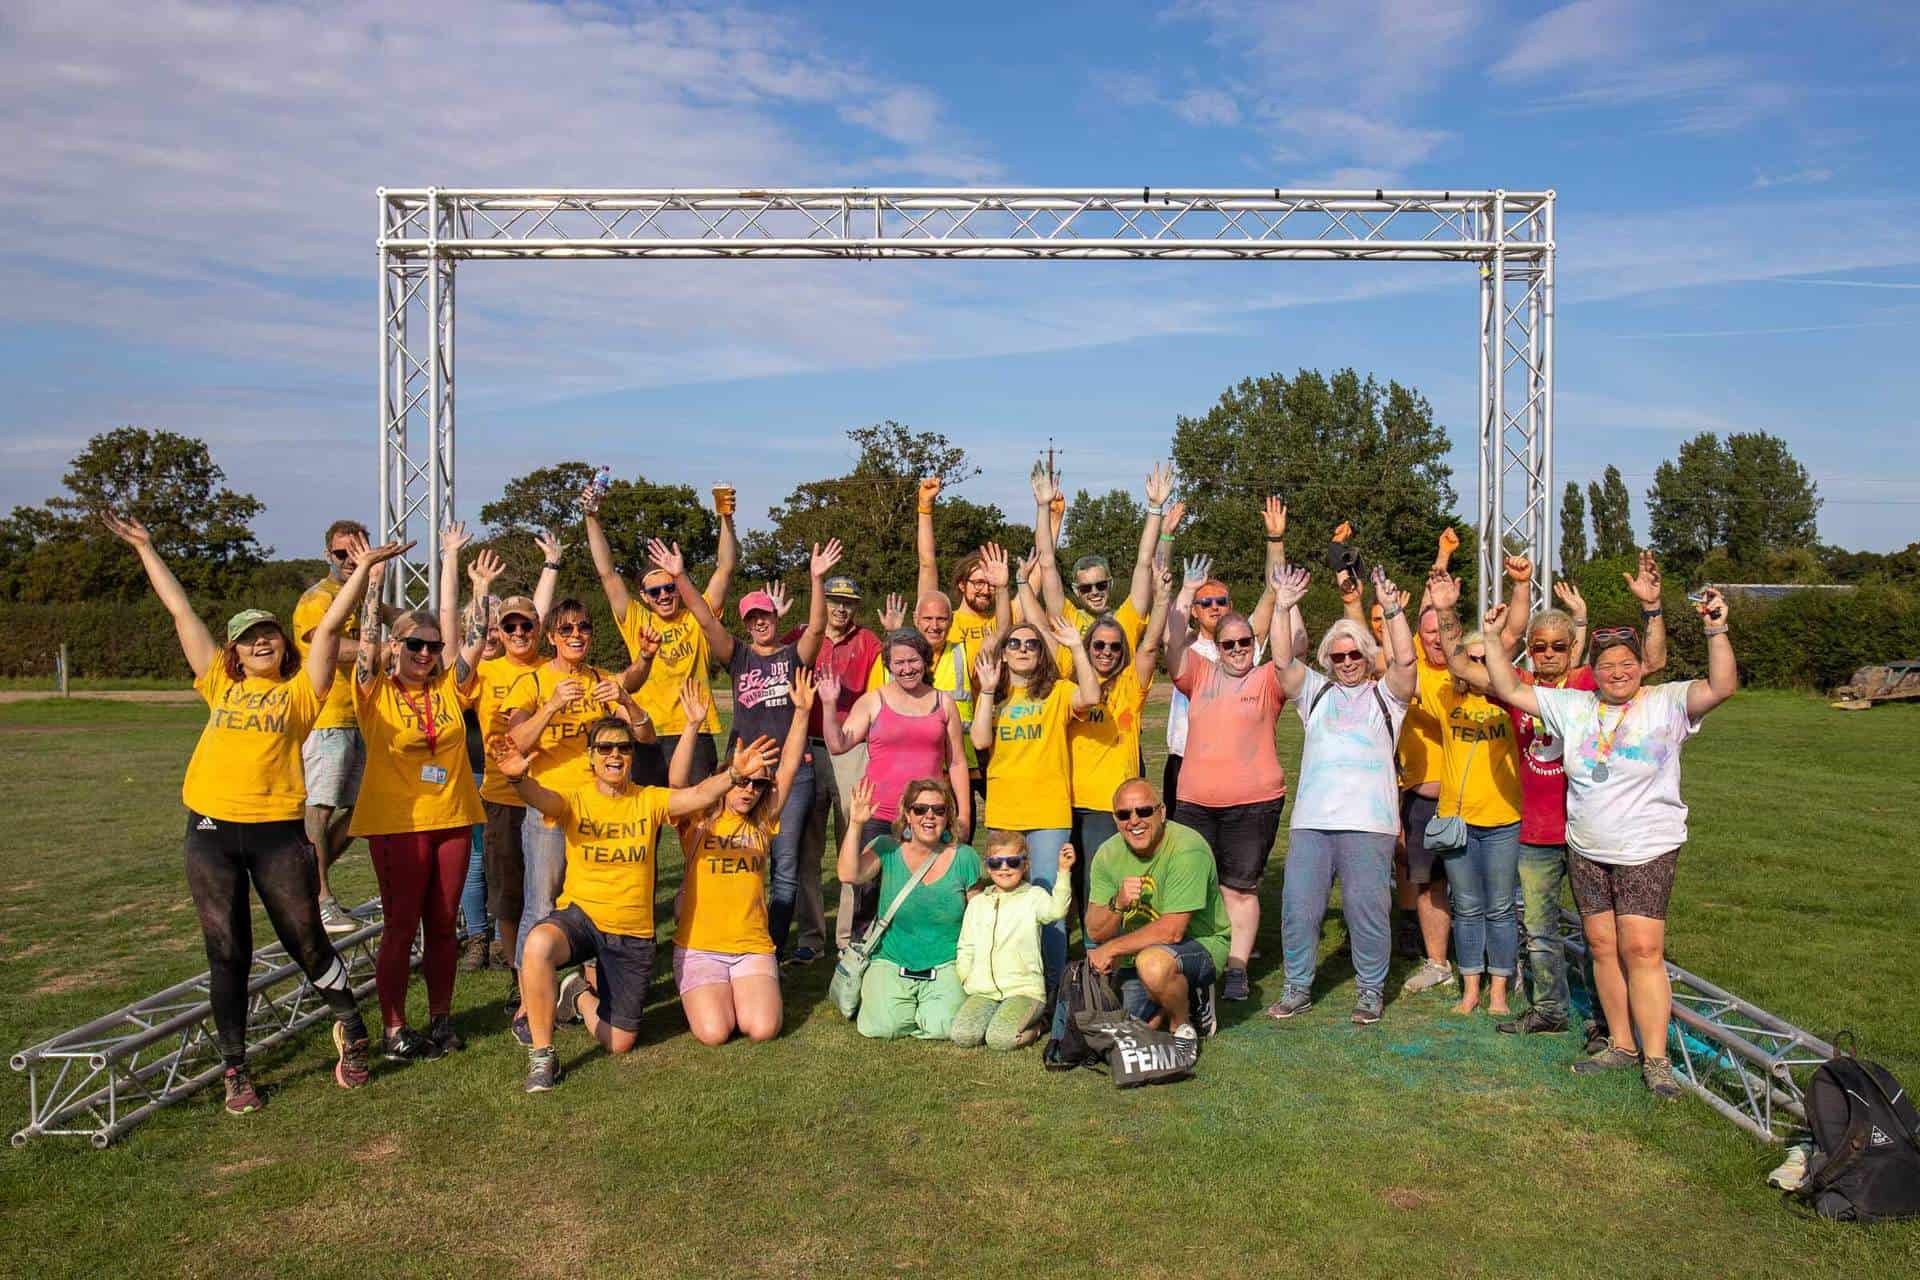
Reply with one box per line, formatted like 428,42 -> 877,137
553,622 -> 593,637
500,618 -> 535,636
642,583 -> 676,599
984,855 -> 1027,870
1089,639 -> 1124,654
329,548 -> 353,562
907,802 -> 948,818
736,776 -> 773,793
1592,626 -> 1640,648
1328,649 -> 1364,664
401,637 -> 444,655
1530,639 -> 1571,655
1003,637 -> 1043,653
1194,594 -> 1230,609
1217,636 -> 1254,653
1076,579 -> 1111,593
1113,804 -> 1159,821
591,742 -> 636,756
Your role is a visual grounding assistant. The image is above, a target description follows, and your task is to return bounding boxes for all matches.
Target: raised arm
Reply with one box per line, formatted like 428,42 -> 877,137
649,539 -> 734,666
915,476 -> 941,601
309,533 -> 409,697
1011,549 -> 1043,644
969,648 -> 1002,751
772,668 -> 815,811
1481,602 -> 1539,717
1262,565 -> 1313,701
1623,550 -> 1669,674
1049,614 -> 1101,712
532,529 -> 566,623
1125,463 -> 1174,616
445,527 -> 502,684
1245,498 -> 1286,645
670,733 -> 778,820
1164,555 -> 1210,683
1428,571 -> 1493,695
354,556 -> 389,689
702,484 -> 739,610
1500,555 -> 1533,658
1029,461 -> 1071,619
795,539 -> 841,665
1373,567 -> 1417,703
100,512 -> 220,678
495,736 -> 566,821
1553,580 -> 1591,667
580,490 -> 632,621
1685,588 -> 1738,719
837,778 -> 885,886
1131,563 -> 1174,685
668,677 -> 711,787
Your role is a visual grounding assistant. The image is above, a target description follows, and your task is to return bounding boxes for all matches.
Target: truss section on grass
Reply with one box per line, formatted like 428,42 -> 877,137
377,187 -> 1555,611
10,902 -> 422,1148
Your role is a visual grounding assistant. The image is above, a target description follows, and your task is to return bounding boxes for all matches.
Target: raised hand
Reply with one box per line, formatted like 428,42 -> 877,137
534,529 -> 567,565
765,581 -> 792,619
1015,548 -> 1040,585
849,777 -> 876,826
809,538 -> 843,579
1552,580 -> 1586,616
487,734 -> 532,780
1623,549 -> 1663,606
347,532 -> 414,571
1370,565 -> 1401,606
1484,602 -> 1510,632
1145,462 -> 1174,507
731,734 -> 780,779
577,481 -> 603,517
918,476 -> 942,510
1695,586 -> 1728,626
980,543 -> 1010,589
1435,526 -> 1460,568
1336,570 -> 1362,604
1058,843 -> 1077,872
678,675 -> 711,727
1504,554 -> 1533,583
973,649 -> 1003,690
440,521 -> 475,556
1182,554 -> 1213,587
879,592 -> 906,632
1262,497 -> 1287,539
815,666 -> 841,707
1049,489 -> 1065,521
646,539 -> 685,577
1045,613 -> 1083,648
1162,499 -> 1186,536
1029,458 -> 1054,506
99,510 -> 153,548
1426,569 -> 1461,612
631,625 -> 662,658
1268,564 -> 1310,610
470,547 -> 505,589
789,665 -> 816,712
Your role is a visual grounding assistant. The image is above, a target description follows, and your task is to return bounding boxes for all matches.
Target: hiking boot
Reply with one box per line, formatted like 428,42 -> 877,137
1265,988 -> 1313,1020
557,972 -> 592,1026
511,1013 -> 532,1046
381,1025 -> 445,1063
331,1022 -> 371,1089
1351,989 -> 1384,1026
222,1065 -> 262,1115
427,1014 -> 465,1054
1222,967 -> 1251,1002
1191,981 -> 1220,1038
1400,960 -> 1456,995
489,938 -> 512,970
319,897 -> 358,935
459,934 -> 490,972
1570,1041 -> 1642,1076
1497,1007 -> 1570,1036
524,1046 -> 562,1093
1641,1056 -> 1684,1100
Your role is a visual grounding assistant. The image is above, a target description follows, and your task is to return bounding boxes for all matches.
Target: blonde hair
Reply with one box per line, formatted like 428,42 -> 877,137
1315,618 -> 1379,674
389,610 -> 446,678
979,829 -> 1029,860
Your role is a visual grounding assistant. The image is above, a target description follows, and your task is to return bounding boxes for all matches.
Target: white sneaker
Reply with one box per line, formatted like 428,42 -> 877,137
1766,1143 -> 1811,1191
1401,960 -> 1457,995
1173,1023 -> 1197,1041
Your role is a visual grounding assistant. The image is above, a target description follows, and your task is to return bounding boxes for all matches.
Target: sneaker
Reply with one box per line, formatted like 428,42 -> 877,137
511,1013 -> 532,1047
1570,1041 -> 1642,1076
222,1065 -> 263,1115
381,1025 -> 445,1063
556,972 -> 591,1026
1641,1056 -> 1684,1100
1497,1007 -> 1570,1036
319,897 -> 357,935
1265,988 -> 1313,1020
427,1014 -> 465,1054
524,1046 -> 562,1093
459,934 -> 490,972
331,1022 -> 371,1089
1190,981 -> 1220,1039
1351,989 -> 1384,1026
1222,967 -> 1251,1002
1400,960 -> 1456,995
1767,1143 -> 1812,1192
1173,1023 -> 1198,1043
783,945 -> 820,968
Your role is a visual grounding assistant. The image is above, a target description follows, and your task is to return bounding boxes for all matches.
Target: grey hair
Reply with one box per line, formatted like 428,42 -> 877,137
1527,607 -> 1575,641
1315,618 -> 1379,674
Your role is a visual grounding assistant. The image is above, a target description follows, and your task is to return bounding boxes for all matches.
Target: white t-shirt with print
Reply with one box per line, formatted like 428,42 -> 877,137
1532,681 -> 1701,866
1166,632 -> 1265,757
1290,667 -> 1409,835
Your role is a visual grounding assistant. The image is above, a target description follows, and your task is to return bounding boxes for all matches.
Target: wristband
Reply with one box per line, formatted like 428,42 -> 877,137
917,505 -> 933,516
1641,607 -> 1663,618
1265,535 -> 1285,544
1147,501 -> 1167,516
1381,606 -> 1403,620
544,561 -> 563,571
1158,533 -> 1175,543
1572,616 -> 1589,627
1703,624 -> 1728,637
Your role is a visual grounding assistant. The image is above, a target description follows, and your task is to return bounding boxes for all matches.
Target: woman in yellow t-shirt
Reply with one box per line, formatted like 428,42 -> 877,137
969,616 -> 1101,990
347,525 -> 495,1062
103,512 -> 407,1115
670,670 -> 815,1044
1064,562 -> 1172,924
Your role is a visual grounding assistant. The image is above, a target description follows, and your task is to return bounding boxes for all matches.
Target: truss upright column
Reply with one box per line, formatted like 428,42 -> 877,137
426,189 -> 457,609
378,190 -> 437,608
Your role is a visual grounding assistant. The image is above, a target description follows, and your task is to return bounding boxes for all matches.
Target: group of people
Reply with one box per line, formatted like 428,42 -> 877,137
110,456 -> 1737,1111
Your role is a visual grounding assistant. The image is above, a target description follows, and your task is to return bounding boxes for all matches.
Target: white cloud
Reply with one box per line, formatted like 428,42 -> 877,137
1491,0 -> 1641,79
1172,89 -> 1240,127
1752,167 -> 1834,190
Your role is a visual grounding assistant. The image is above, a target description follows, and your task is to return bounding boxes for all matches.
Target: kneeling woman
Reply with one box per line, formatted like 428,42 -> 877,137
103,512 -> 406,1114
838,776 -> 983,1040
495,721 -> 778,1090
671,670 -> 816,1044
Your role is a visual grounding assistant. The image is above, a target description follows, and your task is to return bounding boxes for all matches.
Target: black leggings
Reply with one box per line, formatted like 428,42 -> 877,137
184,811 -> 365,1064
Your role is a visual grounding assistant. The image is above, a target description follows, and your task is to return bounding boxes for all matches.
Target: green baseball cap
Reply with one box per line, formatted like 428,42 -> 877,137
226,609 -> 283,644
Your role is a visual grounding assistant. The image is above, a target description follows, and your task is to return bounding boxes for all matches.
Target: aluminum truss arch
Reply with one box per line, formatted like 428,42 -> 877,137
377,186 -> 1554,611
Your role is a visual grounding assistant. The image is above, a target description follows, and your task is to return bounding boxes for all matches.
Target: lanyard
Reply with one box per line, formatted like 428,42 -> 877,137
1593,690 -> 1640,770
397,682 -> 438,753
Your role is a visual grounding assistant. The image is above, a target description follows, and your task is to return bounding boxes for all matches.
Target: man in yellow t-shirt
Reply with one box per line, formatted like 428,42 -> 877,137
582,482 -> 736,785
1022,461 -> 1175,674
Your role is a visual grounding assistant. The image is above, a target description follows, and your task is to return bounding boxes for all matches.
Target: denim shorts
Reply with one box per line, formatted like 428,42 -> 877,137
540,904 -> 656,1032
1120,938 -> 1218,1021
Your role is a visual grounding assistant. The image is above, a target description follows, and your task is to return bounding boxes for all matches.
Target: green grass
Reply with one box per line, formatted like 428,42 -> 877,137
2,691 -> 1916,1278
0,675 -> 190,691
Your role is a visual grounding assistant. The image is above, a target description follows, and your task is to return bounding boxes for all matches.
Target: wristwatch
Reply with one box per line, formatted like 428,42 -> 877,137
1641,607 -> 1664,619
544,561 -> 563,571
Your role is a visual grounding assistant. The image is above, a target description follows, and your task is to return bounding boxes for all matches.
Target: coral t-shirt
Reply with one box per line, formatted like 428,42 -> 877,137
1172,655 -> 1286,809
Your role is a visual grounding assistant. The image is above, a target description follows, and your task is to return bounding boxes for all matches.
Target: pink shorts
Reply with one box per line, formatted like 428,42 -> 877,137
673,946 -> 778,992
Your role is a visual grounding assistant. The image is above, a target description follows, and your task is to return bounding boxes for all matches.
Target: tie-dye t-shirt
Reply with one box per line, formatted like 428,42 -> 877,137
1289,667 -> 1409,836
1532,681 -> 1701,866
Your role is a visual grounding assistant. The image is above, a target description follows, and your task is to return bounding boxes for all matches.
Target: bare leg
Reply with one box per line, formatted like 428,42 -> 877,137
517,923 -> 570,1051
682,983 -> 741,1046
1221,887 -> 1259,973
1487,974 -> 1511,1017
730,975 -> 783,1043
576,985 -> 639,1054
1416,880 -> 1451,965
1453,972 -> 1482,1015
1582,912 -> 1636,1054
1135,947 -> 1192,1033
1618,915 -> 1672,1061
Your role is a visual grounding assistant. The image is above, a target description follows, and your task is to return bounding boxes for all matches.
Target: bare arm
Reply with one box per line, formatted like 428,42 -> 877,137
495,740 -> 566,820
1131,565 -> 1173,685
703,489 -> 738,610
1268,566 -> 1313,700
1030,463 -> 1071,619
915,477 -> 941,601
969,649 -> 1001,751
942,695 -> 971,834
1051,617 -> 1101,712
100,513 -> 221,678
771,670 -> 815,812
1622,551 -> 1669,675
1089,909 -> 1192,960
1685,589 -> 1737,718
1127,463 -> 1174,616
796,540 -> 841,666
1482,616 -> 1539,717
308,536 -> 407,698
582,506 -> 632,621
829,686 -> 877,753
354,564 -> 387,688
532,529 -> 566,623
837,778 -> 885,886
1500,556 -> 1533,657
649,539 -> 734,665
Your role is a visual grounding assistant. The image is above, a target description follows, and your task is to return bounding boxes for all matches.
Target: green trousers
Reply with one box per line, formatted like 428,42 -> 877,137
857,959 -> 966,1040
949,994 -> 1045,1050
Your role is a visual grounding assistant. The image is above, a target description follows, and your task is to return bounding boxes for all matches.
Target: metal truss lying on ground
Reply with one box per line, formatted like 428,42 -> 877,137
10,903 -> 411,1148
1562,926 -> 1834,1142
377,187 -> 1555,614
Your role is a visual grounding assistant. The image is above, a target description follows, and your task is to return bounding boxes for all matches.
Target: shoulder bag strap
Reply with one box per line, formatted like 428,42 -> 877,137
863,846 -> 945,950
1451,726 -> 1482,818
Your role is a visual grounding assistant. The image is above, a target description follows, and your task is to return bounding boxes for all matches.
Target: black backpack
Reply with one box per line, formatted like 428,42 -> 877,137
1043,959 -> 1124,1072
1797,1045 -> 1920,1222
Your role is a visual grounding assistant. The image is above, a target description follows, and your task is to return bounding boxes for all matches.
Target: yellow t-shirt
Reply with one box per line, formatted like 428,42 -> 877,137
620,602 -> 719,736
1054,597 -> 1146,674
1397,657 -> 1450,789
349,670 -> 485,837
500,662 -> 627,798
1067,665 -> 1152,811
985,680 -> 1078,830
291,576 -> 358,731
1417,677 -> 1524,828
949,605 -> 999,654
555,784 -> 671,937
181,665 -> 324,822
674,809 -> 778,954
461,653 -> 543,807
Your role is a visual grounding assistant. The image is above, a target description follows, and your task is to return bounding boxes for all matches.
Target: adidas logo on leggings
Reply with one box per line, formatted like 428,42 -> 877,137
196,817 -> 217,830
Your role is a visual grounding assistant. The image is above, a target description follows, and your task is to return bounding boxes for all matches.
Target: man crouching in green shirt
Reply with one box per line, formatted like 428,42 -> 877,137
1083,778 -> 1231,1040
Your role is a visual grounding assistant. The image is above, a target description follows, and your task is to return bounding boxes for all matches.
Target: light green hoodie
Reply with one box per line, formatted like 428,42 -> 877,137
954,878 -> 1072,1002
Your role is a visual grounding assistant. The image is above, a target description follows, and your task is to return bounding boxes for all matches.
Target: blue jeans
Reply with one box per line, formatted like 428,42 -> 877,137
460,822 -> 487,939
1280,829 -> 1395,995
764,753 -> 815,958
1442,821 -> 1521,977
1018,826 -> 1071,988
516,810 -> 568,969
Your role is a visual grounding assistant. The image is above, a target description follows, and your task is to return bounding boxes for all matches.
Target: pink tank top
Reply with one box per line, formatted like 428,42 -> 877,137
864,691 -> 950,819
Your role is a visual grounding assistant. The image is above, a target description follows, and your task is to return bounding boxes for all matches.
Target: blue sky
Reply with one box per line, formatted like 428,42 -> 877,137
3,0 -> 1917,559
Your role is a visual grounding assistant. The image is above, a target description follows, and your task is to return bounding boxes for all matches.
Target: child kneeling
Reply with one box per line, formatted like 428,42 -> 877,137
951,833 -> 1074,1050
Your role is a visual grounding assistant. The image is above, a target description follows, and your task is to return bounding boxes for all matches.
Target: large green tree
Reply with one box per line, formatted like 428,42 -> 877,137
1559,481 -> 1588,575
0,428 -> 266,603
479,461 -> 717,585
1060,487 -> 1146,575
1169,368 -> 1457,588
1587,465 -> 1636,560
1646,431 -> 1820,577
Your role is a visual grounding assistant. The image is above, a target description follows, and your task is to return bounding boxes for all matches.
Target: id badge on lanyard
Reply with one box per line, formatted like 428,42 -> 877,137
420,764 -> 449,786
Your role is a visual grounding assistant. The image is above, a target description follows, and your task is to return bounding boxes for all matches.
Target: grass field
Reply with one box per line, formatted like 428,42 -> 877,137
2,690 -> 1917,1278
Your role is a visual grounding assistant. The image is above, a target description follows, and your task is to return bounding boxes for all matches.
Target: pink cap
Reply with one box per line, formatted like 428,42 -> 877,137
738,590 -> 778,619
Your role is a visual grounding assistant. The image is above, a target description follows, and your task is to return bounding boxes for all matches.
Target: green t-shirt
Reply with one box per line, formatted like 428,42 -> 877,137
869,839 -> 982,971
1088,821 -> 1231,973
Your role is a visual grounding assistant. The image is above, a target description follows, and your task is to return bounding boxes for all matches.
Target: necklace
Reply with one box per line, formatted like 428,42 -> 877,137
1591,691 -> 1639,782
